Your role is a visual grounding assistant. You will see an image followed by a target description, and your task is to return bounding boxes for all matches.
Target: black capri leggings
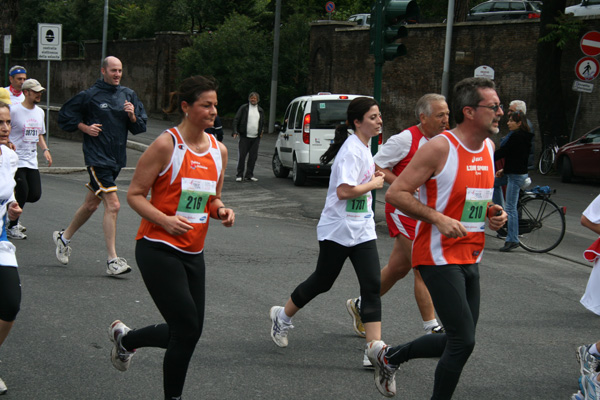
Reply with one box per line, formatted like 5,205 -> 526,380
0,266 -> 21,322
14,167 -> 42,208
122,239 -> 206,400
291,239 -> 382,323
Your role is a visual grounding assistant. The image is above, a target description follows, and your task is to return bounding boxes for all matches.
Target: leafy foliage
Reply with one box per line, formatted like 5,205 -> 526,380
538,12 -> 585,49
178,13 -> 272,114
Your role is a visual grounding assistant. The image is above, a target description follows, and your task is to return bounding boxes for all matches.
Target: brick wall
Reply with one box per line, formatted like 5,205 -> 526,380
308,18 -> 600,145
1,31 -> 191,115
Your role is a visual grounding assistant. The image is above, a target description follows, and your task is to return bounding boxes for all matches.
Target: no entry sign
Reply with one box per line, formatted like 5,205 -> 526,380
581,31 -> 600,57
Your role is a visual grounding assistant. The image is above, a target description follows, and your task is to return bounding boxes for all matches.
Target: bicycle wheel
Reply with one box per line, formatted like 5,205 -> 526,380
538,147 -> 555,175
518,197 -> 565,253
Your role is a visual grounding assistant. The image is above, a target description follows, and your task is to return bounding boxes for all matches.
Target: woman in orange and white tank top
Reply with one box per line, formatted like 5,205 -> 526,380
107,76 -> 235,400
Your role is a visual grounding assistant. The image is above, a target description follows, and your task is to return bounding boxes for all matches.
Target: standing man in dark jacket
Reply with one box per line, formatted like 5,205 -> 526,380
233,92 -> 264,182
54,56 -> 147,275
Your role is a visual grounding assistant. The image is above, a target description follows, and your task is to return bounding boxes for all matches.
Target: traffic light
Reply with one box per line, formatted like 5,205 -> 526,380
370,0 -> 420,62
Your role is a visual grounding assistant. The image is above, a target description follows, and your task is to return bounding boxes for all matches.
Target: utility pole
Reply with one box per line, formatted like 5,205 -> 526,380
268,0 -> 282,134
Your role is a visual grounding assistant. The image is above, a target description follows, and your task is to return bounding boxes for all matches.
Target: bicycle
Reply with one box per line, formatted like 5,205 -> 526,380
538,137 -> 559,175
497,185 -> 566,253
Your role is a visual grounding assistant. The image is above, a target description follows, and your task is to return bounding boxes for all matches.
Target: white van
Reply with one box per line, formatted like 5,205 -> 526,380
565,0 -> 600,16
272,93 -> 373,186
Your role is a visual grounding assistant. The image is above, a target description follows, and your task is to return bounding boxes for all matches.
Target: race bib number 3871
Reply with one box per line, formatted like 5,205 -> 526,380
176,178 -> 216,224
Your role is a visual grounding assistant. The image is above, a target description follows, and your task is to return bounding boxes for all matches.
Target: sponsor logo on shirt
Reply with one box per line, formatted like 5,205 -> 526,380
190,160 -> 207,170
100,103 -> 109,109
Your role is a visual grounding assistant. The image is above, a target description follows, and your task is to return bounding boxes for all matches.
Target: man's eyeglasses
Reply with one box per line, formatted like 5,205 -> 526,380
472,104 -> 503,113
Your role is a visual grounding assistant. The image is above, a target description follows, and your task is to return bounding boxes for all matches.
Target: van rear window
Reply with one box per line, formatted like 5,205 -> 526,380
310,100 -> 351,129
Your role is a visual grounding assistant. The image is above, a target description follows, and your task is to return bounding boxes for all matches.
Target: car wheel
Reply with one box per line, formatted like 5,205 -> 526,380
560,157 -> 573,183
272,151 -> 290,178
292,158 -> 307,186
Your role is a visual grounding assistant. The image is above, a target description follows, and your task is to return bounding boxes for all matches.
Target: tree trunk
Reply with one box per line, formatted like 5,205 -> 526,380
0,0 -> 19,35
536,0 -> 569,148
454,0 -> 469,22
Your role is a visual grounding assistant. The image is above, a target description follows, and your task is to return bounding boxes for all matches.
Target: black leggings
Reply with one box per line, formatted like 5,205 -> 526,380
14,167 -> 42,209
122,239 -> 206,400
386,264 -> 480,400
291,239 -> 381,323
0,266 -> 21,322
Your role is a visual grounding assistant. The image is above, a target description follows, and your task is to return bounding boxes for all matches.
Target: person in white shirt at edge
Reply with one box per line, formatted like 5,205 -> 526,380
0,99 -> 24,396
4,66 -> 27,106
232,92 -> 264,182
6,79 -> 52,240
269,97 -> 389,372
345,94 -> 450,369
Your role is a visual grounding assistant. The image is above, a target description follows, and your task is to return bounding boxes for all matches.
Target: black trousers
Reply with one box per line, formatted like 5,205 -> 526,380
291,239 -> 382,323
123,239 -> 206,400
386,263 -> 480,400
236,136 -> 261,179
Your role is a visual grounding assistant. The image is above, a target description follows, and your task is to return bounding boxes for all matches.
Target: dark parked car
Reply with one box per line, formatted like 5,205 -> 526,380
556,127 -> 600,182
466,0 -> 542,21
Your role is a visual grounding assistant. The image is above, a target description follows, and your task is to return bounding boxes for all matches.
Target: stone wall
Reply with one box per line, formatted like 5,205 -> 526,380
1,31 -> 191,115
308,18 -> 600,143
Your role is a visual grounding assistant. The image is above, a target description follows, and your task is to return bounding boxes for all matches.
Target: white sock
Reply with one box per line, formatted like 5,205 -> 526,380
423,319 -> 439,331
591,343 -> 600,357
278,308 -> 292,324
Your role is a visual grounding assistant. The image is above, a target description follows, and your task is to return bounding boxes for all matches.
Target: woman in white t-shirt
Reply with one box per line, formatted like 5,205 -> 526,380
269,97 -> 387,358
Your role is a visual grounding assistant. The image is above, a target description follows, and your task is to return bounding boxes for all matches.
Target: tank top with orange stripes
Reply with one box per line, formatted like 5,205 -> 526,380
384,125 -> 425,215
136,127 -> 222,254
412,131 -> 494,267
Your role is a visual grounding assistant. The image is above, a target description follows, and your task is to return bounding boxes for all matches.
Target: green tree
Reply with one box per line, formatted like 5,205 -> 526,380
178,13 -> 272,114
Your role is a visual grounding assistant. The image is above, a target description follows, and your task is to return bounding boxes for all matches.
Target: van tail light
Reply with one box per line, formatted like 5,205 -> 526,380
378,133 -> 383,145
303,114 -> 311,144
528,12 -> 540,18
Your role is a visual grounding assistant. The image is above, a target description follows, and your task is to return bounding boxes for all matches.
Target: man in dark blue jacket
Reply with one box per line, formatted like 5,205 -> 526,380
54,56 -> 147,275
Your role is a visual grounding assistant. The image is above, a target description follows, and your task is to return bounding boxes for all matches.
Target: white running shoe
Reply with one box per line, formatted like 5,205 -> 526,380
269,306 -> 293,348
106,257 -> 132,276
0,377 -> 6,395
53,231 -> 71,265
577,344 -> 600,378
584,372 -> 600,400
235,177 -> 242,182
346,298 -> 366,338
367,340 -> 397,398
16,222 -> 26,232
427,325 -> 445,335
108,320 -> 136,371
363,344 -> 374,369
7,226 -> 26,240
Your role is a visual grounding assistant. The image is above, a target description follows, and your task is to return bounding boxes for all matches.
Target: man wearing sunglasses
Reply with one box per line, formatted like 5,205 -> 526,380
366,77 -> 507,399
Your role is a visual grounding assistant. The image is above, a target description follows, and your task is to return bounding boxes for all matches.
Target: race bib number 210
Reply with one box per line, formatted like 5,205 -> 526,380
460,187 -> 493,232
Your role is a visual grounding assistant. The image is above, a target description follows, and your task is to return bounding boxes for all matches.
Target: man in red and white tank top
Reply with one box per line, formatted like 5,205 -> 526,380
346,94 -> 449,345
366,78 -> 507,399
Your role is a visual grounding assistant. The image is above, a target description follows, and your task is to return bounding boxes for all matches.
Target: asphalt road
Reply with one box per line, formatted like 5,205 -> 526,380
2,121 -> 600,399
